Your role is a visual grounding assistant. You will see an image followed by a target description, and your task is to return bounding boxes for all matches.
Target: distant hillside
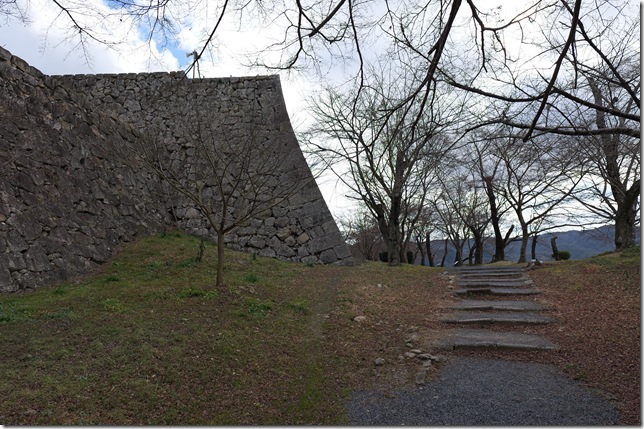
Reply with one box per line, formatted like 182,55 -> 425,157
420,225 -> 639,265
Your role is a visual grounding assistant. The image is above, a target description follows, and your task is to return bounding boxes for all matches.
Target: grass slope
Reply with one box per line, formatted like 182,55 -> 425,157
0,232 -> 337,424
0,232 -> 444,425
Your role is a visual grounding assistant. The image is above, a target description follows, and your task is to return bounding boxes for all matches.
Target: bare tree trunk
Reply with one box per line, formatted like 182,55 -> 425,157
531,234 -> 538,260
426,232 -> 435,267
454,240 -> 463,266
467,245 -> 474,266
518,223 -> 529,263
490,225 -> 515,263
416,235 -> 426,266
589,78 -> 640,251
216,229 -> 225,288
550,236 -> 559,261
473,231 -> 483,265
614,181 -> 640,250
483,176 -> 506,262
440,238 -> 448,267
387,193 -> 402,266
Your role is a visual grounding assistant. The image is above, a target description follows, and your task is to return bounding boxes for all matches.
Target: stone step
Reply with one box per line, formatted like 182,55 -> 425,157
440,311 -> 555,325
455,279 -> 533,287
454,287 -> 541,296
434,328 -> 557,351
449,265 -> 525,273
456,272 -> 525,278
448,299 -> 548,312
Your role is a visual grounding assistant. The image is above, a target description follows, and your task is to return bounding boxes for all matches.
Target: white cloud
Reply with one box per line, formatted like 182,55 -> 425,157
0,0 -> 180,73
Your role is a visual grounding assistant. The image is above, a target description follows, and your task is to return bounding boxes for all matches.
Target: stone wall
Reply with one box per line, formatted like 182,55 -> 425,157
0,47 -> 352,293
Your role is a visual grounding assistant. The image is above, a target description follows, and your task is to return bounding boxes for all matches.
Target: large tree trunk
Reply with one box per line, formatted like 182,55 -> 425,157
373,203 -> 393,262
483,176 -> 505,262
615,199 -> 638,250
454,238 -> 463,266
387,193 -> 403,266
614,180 -> 640,250
518,224 -> 529,263
440,238 -> 448,267
473,231 -> 483,265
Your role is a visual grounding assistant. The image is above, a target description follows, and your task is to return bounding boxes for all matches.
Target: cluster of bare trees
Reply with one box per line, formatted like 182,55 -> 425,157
8,0 -> 638,266
301,0 -> 639,265
336,120 -> 638,265
304,64 -> 463,264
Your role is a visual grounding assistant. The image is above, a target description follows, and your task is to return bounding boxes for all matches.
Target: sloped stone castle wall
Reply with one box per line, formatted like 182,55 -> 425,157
0,47 -> 352,292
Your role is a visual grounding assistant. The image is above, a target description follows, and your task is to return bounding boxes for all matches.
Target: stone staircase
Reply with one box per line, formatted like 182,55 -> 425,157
435,265 -> 557,351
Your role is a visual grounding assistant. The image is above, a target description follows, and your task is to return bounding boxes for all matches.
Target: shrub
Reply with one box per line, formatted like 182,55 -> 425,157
378,251 -> 388,263
245,273 -> 259,283
557,250 -> 571,260
241,297 -> 272,318
406,251 -> 414,264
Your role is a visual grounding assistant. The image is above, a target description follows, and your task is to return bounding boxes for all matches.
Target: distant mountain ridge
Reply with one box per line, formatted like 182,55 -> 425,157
422,225 -> 640,265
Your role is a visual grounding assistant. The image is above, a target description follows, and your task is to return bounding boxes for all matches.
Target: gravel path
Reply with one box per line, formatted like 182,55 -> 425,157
347,356 -> 619,425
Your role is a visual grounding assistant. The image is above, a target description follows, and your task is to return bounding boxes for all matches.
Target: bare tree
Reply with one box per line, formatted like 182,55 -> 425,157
467,137 -> 515,262
570,65 -> 640,250
133,91 -> 311,289
492,134 -> 586,263
431,182 -> 474,267
443,172 -> 490,265
337,207 -> 383,261
305,65 -> 457,265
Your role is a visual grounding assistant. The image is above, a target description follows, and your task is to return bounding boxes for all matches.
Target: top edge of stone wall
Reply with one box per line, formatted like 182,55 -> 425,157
0,46 -> 46,81
49,71 -> 280,84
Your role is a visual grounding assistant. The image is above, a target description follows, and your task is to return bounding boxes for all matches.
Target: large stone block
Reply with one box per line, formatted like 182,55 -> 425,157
6,230 -> 28,253
308,236 -> 337,254
0,266 -> 14,292
25,245 -> 51,272
319,248 -> 338,264
6,253 -> 26,272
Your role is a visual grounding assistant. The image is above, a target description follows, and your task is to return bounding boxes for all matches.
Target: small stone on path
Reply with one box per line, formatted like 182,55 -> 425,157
415,368 -> 428,385
405,332 -> 420,343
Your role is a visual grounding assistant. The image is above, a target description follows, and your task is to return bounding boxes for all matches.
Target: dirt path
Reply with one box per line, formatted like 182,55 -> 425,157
345,264 -> 622,425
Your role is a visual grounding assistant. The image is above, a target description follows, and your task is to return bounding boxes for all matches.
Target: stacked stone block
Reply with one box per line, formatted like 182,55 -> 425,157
0,47 -> 352,292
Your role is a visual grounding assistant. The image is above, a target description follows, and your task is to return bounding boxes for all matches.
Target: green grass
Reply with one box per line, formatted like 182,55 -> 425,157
0,232 -> 350,425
